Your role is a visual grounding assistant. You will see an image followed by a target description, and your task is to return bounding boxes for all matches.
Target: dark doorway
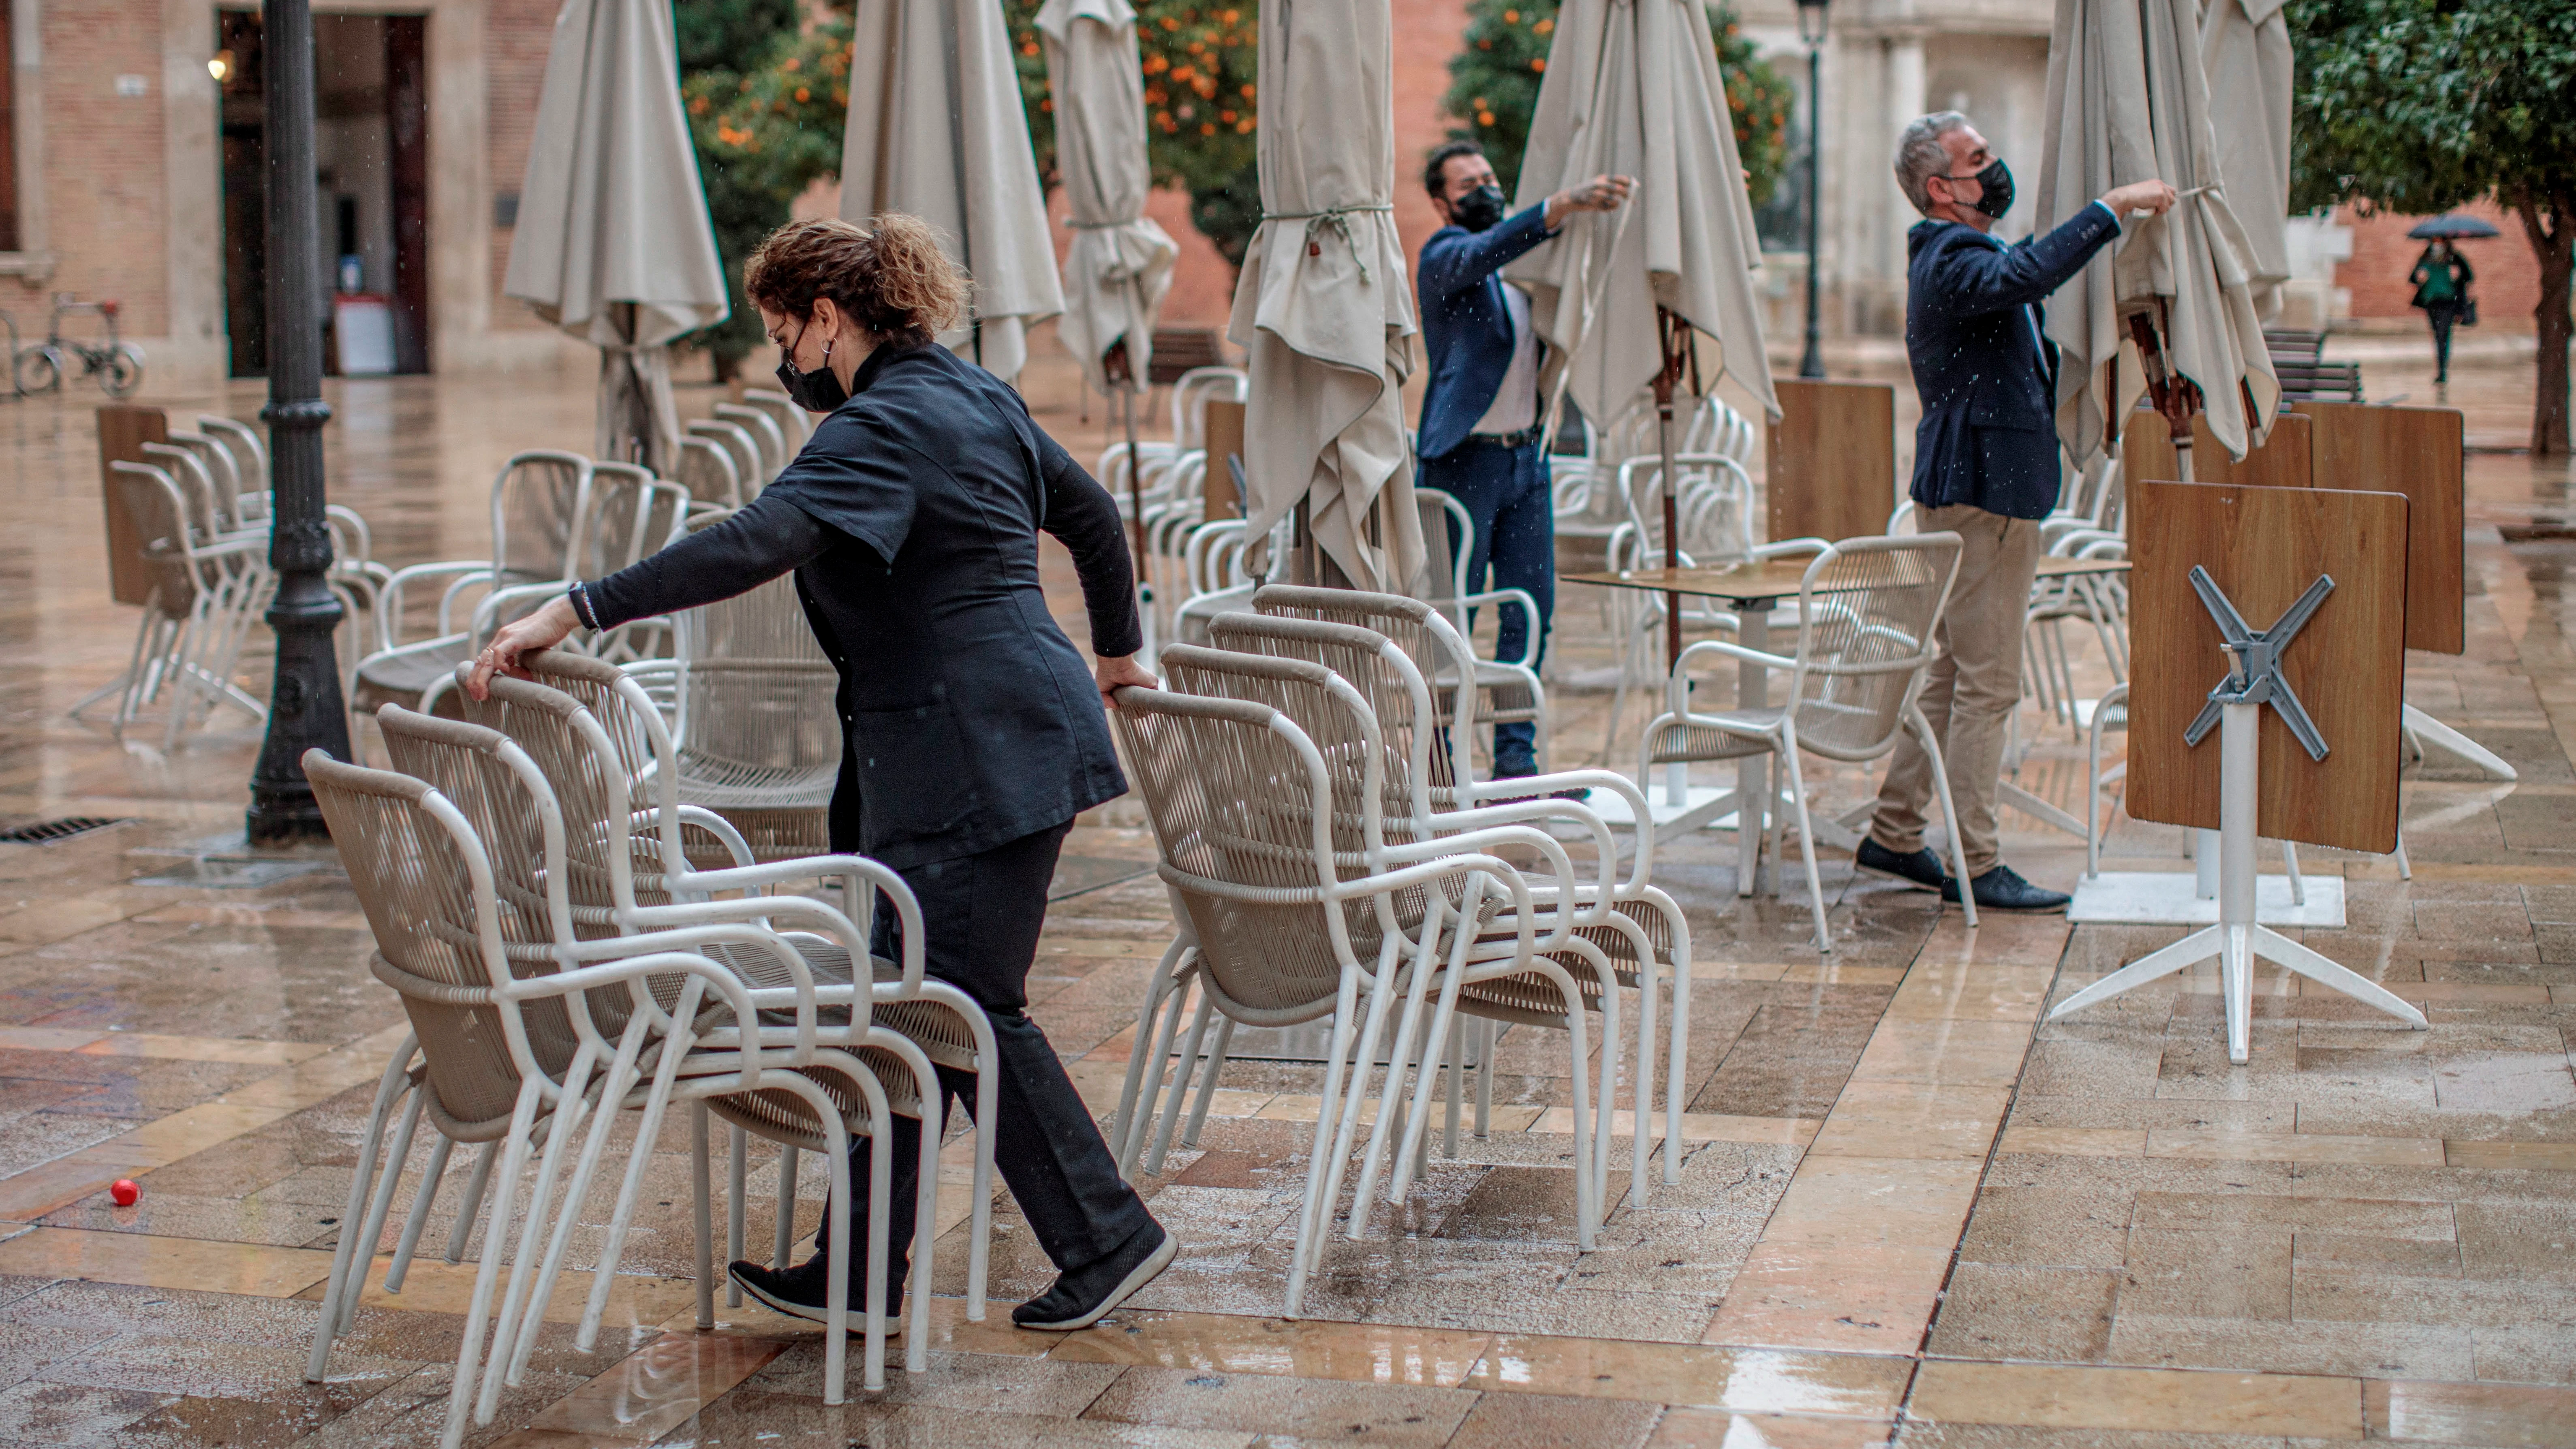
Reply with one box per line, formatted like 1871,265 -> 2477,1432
218,10 -> 432,377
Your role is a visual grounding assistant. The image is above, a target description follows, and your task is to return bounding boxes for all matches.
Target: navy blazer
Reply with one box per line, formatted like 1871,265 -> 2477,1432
1907,202 -> 2121,519
585,343 -> 1137,868
1416,203 -> 1558,461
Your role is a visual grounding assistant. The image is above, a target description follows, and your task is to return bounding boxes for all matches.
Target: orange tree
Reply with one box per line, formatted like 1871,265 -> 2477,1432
1440,0 -> 1790,205
1005,0 -> 1263,268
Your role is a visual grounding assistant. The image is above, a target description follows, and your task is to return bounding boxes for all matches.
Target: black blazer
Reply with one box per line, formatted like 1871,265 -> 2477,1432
1905,203 -> 2121,519
586,343 -> 1140,868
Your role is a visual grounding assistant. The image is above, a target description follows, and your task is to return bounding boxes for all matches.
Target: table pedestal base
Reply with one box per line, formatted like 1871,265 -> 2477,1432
2067,871 -> 2344,928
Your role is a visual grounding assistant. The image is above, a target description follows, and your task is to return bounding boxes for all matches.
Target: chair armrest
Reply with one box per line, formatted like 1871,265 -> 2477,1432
1457,588 -> 1543,669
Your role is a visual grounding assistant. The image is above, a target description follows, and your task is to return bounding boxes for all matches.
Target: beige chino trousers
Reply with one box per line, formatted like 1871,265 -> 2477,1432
1868,503 -> 2040,878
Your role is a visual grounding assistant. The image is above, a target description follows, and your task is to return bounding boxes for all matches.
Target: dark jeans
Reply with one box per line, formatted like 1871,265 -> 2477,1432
1421,436 -> 1554,775
2426,301 -> 2461,381
810,819 -> 1152,1301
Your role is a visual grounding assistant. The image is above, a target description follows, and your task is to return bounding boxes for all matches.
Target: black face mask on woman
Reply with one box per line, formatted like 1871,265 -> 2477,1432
775,322 -> 849,413
1449,183 -> 1507,233
1947,158 -> 2015,219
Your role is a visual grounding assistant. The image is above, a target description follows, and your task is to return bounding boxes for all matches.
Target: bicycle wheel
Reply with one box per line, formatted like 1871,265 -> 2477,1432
101,346 -> 145,400
13,347 -> 60,396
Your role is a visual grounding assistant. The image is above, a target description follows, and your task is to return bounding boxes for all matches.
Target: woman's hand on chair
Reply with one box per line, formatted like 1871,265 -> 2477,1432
1096,653 -> 1158,708
468,596 -> 580,701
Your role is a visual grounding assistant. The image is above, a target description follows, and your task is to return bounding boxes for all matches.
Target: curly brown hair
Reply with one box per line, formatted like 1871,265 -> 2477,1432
742,214 -> 968,350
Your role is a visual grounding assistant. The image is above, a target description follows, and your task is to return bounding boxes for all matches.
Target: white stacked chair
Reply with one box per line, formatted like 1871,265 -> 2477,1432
1415,487 -> 1552,773
1641,533 -> 1974,951
85,459 -> 273,749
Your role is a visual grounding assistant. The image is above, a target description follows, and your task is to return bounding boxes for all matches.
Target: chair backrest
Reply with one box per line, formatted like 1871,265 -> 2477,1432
306,748 -> 547,1132
672,436 -> 745,511
712,403 -> 788,481
1251,583 -> 1481,785
461,671 -> 668,923
164,430 -> 247,527
491,451 -> 594,584
686,421 -> 764,497
1775,533 -> 1964,760
583,463 -> 690,581
673,566 -> 840,785
1169,367 -> 1246,451
107,461 -> 206,607
196,415 -> 269,483
1206,611 -> 1445,826
139,441 -> 227,542
1414,489 -> 1473,626
738,388 -> 814,451
1109,683 -> 1363,1024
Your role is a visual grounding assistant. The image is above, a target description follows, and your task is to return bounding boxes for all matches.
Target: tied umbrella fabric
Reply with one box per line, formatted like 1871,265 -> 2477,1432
503,0 -> 729,474
841,0 -> 1063,387
1226,0 -> 1423,594
1503,0 -> 1778,432
2038,0 -> 2279,466
2199,0 -> 2294,321
1039,0 -> 1179,396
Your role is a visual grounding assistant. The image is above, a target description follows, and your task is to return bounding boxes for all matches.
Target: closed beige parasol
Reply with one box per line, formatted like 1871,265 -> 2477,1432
1226,0 -> 1423,594
2039,0 -> 2279,469
841,0 -> 1063,387
2201,0 -> 2294,319
504,0 -> 729,475
1504,0 -> 1778,434
1039,0 -> 1178,396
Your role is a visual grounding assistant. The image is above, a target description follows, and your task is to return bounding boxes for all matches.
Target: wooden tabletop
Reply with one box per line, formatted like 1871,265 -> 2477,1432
1565,554 -> 2130,603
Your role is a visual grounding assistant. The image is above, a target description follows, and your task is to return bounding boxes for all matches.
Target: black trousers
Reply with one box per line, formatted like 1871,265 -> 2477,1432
810,819 -> 1153,1300
2426,301 -> 2461,381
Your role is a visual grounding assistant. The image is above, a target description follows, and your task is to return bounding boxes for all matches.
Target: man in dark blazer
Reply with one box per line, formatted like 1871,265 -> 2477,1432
1859,113 -> 2174,913
1416,140 -> 1629,779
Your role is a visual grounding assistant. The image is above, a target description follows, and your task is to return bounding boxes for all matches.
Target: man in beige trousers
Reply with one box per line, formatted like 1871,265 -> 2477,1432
1858,113 -> 2173,913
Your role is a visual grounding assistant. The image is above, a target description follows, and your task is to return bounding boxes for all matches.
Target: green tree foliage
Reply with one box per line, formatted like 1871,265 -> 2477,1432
2289,0 -> 2576,454
1438,1 -> 1791,207
673,0 -> 803,380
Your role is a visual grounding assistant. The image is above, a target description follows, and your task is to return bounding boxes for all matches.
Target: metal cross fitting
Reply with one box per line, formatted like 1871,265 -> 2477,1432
2182,566 -> 2334,761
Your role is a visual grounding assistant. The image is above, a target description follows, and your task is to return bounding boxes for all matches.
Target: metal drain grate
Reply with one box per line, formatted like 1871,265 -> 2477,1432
0,817 -> 131,846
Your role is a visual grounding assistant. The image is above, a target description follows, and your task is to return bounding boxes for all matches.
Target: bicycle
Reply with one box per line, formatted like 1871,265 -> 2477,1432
17,295 -> 145,398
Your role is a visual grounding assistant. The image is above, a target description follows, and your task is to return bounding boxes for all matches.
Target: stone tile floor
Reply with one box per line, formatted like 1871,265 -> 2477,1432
0,336 -> 2567,1445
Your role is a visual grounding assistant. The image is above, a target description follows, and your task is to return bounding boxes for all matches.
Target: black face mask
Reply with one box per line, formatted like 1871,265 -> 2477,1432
774,322 -> 849,413
1449,183 -> 1507,233
1947,158 -> 2015,219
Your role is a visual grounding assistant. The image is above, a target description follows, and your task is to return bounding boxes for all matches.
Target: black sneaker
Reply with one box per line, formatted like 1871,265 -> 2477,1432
1011,1220 -> 1176,1331
1856,838 -> 1946,891
1942,865 -> 2071,913
726,1257 -> 901,1335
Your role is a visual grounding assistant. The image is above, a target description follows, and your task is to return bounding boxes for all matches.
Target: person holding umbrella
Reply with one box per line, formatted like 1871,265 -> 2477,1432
1857,113 -> 2174,913
1415,139 -> 1632,784
2409,226 -> 2481,385
467,215 -> 1174,1334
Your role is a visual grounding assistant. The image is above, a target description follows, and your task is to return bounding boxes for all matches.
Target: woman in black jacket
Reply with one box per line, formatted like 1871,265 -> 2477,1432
468,214 -> 1170,1331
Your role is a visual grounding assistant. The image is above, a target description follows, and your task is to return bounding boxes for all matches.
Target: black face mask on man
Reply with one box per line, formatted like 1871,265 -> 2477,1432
774,321 -> 850,413
1449,183 -> 1507,233
1944,159 -> 2015,220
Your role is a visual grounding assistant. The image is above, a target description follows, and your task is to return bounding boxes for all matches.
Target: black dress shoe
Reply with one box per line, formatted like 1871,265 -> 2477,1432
726,1257 -> 901,1334
1855,838 -> 1946,891
1011,1220 -> 1175,1331
1943,865 -> 2071,913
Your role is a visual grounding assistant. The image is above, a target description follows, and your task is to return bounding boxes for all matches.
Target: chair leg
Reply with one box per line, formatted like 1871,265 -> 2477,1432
1442,1015 -> 1463,1158
437,1082 -> 543,1449
1286,962 -> 1371,1317
692,1105 -> 716,1331
1122,975 -> 1193,1179
1780,739 -> 1830,953
1180,1016 -> 1236,1150
339,1089 -> 427,1335
1148,992 -> 1215,1175
385,1131 -> 454,1294
307,1047 -> 415,1382
726,1125 -> 747,1308
1473,1018 -> 1495,1139
1111,939 -> 1192,1168
1911,704 -> 1981,930
447,1141 -> 500,1265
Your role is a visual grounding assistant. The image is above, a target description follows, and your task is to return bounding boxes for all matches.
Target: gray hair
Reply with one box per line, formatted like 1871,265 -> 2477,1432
1894,111 -> 1971,215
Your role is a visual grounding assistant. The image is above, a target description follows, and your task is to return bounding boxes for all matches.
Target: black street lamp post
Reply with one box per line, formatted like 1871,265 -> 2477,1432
1796,0 -> 1830,380
244,0 -> 351,843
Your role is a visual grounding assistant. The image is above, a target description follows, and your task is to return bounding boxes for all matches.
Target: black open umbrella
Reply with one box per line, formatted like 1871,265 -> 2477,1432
2408,213 -> 2501,240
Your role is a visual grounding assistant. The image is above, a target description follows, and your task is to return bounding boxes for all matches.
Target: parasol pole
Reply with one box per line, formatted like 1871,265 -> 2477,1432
2127,305 -> 2202,483
1105,339 -> 1154,658
1654,306 -> 1691,670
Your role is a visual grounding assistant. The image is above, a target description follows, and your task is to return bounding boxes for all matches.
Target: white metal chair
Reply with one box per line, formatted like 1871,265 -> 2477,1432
86,459 -> 272,749
1110,679 -> 1578,1315
1642,533 -> 1975,951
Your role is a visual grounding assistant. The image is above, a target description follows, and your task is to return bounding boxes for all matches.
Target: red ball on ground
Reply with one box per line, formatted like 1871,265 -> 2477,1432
110,1180 -> 139,1207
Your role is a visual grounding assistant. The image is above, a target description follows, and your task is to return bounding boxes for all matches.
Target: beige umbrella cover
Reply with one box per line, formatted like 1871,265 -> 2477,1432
2038,0 -> 2279,466
504,0 -> 729,474
1504,0 -> 1777,430
842,0 -> 1064,386
1038,0 -> 1178,394
1226,0 -> 1423,593
2200,0 -> 2294,318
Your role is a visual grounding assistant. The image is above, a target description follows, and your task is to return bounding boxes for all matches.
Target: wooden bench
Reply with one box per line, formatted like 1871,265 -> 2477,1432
1146,327 -> 1231,386
2274,359 -> 2364,403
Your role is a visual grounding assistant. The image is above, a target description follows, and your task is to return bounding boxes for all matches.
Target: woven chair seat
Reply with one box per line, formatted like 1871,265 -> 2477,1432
703,1044 -> 928,1152
355,638 -> 472,712
702,938 -> 979,1074
1648,707 -> 1785,764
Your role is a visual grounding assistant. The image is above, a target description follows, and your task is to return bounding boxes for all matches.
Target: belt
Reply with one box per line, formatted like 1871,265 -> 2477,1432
1466,424 -> 1543,449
